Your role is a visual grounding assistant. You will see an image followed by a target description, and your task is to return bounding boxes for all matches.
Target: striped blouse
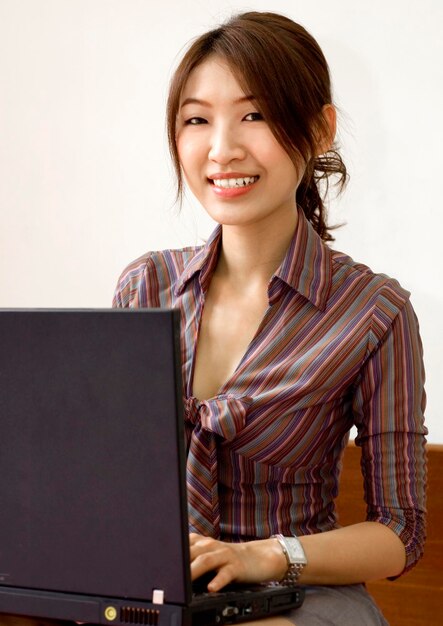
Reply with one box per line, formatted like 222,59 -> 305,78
113,210 -> 427,575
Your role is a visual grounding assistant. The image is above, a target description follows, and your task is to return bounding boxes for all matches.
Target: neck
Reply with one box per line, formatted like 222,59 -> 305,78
216,209 -> 299,288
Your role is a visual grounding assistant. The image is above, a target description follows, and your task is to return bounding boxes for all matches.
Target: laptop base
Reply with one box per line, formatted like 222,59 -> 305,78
0,584 -> 304,626
0,586 -> 182,625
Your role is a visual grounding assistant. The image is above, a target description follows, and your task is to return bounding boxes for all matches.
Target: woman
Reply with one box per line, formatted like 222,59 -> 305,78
0,12 -> 426,626
0,11 -> 427,626
113,11 -> 427,626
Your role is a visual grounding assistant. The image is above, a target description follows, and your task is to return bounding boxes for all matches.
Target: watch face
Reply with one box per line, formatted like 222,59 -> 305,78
285,537 -> 307,565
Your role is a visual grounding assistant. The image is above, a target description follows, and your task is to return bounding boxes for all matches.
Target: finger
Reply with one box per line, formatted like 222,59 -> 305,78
190,545 -> 241,592
189,533 -> 217,547
190,546 -> 227,580
206,564 -> 237,592
190,536 -> 219,562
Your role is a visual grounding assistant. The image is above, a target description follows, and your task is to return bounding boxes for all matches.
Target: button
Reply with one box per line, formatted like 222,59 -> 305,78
104,606 -> 118,621
222,606 -> 239,617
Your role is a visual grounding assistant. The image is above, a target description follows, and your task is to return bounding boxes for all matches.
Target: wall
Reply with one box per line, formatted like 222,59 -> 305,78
0,0 -> 441,441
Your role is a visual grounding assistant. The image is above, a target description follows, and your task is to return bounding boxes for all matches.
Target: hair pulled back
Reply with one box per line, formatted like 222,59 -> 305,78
167,11 -> 347,241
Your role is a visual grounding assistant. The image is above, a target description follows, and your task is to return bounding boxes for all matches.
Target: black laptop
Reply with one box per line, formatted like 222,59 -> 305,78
0,309 -> 304,625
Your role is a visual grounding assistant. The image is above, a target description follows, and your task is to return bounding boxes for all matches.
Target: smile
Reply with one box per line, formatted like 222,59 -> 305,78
210,176 -> 259,189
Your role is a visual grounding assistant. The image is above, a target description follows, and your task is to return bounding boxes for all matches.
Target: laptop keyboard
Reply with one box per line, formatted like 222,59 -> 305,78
191,571 -> 279,601
192,571 -> 219,596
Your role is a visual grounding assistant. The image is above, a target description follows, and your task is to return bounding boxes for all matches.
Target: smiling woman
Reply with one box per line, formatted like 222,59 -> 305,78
0,6 -> 432,626
175,58 -> 305,228
167,13 -> 346,241
105,10 -> 428,626
111,10 -> 427,626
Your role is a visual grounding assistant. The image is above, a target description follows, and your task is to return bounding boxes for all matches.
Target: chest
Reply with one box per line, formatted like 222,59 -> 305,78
178,279 -> 371,469
191,284 -> 270,401
178,271 -> 371,415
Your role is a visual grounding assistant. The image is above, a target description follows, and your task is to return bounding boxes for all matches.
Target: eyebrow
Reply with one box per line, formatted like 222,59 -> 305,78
180,95 -> 256,108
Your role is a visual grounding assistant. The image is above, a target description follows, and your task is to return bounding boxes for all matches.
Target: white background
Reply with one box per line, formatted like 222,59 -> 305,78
1,0 -> 442,441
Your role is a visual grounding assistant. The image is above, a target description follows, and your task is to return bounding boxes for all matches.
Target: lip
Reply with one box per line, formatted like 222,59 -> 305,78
207,172 -> 259,180
208,173 -> 260,199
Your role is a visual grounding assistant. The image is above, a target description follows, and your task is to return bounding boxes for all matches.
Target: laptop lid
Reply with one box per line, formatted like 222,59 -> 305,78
0,309 -> 191,605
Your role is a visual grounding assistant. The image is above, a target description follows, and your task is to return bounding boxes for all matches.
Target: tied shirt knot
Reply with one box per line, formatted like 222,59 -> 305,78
184,395 -> 252,537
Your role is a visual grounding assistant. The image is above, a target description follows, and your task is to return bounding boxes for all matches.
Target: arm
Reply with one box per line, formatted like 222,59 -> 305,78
190,522 -> 404,590
351,297 -> 427,577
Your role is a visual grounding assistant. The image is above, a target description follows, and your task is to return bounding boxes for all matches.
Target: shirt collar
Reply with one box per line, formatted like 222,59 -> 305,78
174,225 -> 223,297
270,209 -> 333,310
175,210 -> 332,310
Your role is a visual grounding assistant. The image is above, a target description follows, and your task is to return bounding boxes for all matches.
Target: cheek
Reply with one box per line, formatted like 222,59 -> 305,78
263,147 -> 301,185
255,133 -> 297,173
268,147 -> 304,187
176,137 -> 187,173
176,133 -> 205,176
176,140 -> 207,196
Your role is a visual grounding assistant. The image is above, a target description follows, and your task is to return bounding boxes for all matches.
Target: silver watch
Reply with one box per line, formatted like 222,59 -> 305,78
272,534 -> 307,585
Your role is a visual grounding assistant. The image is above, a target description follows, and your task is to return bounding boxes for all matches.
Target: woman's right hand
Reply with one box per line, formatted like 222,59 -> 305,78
189,533 -> 287,592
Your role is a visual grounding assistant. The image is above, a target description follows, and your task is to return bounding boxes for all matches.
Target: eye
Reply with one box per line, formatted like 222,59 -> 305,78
184,117 -> 207,125
243,111 -> 264,122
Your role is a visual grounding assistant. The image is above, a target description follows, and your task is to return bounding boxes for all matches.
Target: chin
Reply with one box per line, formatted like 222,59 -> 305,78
201,202 -> 260,225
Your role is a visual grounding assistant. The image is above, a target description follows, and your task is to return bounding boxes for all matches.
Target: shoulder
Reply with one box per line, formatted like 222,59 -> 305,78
328,248 -> 412,342
330,248 -> 410,305
112,244 -> 203,308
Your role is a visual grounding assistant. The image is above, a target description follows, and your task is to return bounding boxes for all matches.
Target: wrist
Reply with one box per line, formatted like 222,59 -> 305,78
268,537 -> 289,580
272,534 -> 307,585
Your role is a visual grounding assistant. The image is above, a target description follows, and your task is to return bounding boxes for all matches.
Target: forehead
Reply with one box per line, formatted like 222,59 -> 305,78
180,56 -> 249,103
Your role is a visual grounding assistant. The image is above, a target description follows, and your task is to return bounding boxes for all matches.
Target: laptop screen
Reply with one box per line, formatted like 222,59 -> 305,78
0,309 -> 190,605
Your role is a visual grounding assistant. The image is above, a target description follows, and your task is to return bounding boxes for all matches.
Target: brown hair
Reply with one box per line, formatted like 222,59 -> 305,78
167,11 -> 347,241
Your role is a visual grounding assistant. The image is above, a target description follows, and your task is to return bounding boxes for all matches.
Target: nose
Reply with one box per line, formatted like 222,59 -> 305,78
208,123 -> 246,164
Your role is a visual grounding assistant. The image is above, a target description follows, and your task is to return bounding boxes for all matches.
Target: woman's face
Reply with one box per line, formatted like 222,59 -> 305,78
176,57 -> 304,229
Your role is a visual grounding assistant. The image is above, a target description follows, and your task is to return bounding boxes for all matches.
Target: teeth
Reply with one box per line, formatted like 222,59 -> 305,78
212,176 -> 258,188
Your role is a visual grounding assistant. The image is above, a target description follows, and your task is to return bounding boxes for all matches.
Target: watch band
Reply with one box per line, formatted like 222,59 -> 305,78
272,534 -> 307,586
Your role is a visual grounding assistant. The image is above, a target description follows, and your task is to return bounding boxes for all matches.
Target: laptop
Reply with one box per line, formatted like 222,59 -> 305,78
0,309 -> 304,625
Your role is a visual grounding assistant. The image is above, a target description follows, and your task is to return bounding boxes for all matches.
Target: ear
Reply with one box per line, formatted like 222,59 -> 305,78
314,104 -> 336,156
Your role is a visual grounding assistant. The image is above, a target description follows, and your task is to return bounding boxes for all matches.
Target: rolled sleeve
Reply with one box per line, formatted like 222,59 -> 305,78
352,298 -> 427,575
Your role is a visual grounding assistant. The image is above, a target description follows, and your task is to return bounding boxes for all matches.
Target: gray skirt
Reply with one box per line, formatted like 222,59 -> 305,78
282,584 -> 389,626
